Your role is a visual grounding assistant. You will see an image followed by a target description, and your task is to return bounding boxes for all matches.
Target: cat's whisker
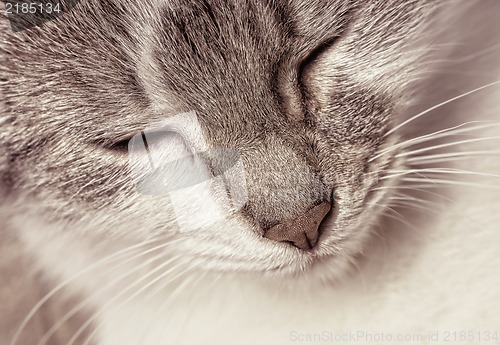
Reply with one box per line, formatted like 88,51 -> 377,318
368,201 -> 404,223
147,274 -> 204,345
394,182 -> 457,190
409,156 -> 498,165
441,40 -> 500,64
82,266 -> 208,345
146,265 -> 205,300
35,246 -> 185,345
375,180 -> 500,227
370,121 -> 500,162
406,150 -> 500,163
9,237 -> 179,345
401,177 -> 500,190
372,184 -> 488,229
407,150 -> 500,164
412,41 -> 500,68
383,168 -> 500,181
388,190 -> 494,232
390,201 -> 441,217
388,196 -> 443,215
372,185 -> 456,205
371,203 -> 419,232
384,80 -> 500,138
67,257 -> 193,345
396,136 -> 500,158
152,271 -> 223,345
390,192 -> 441,205
150,275 -> 202,345
381,169 -> 434,182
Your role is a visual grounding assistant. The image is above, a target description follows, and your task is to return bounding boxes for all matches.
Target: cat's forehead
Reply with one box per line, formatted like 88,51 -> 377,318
149,0 -> 350,86
147,1 -> 316,101
135,0 -> 421,141
143,0 -> 427,105
142,1 -> 381,125
0,0 -> 433,150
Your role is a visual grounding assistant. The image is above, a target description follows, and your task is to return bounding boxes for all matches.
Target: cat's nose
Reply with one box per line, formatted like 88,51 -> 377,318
264,202 -> 331,251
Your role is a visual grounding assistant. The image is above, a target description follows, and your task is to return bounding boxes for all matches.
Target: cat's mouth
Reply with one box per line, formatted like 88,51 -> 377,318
169,147 -> 404,280
187,234 -> 350,279
262,170 -> 404,278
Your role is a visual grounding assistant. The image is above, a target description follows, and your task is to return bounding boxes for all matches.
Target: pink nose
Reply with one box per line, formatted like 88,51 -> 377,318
263,202 -> 331,250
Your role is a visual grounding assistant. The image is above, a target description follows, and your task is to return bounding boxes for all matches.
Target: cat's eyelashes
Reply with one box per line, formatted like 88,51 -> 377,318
299,36 -> 341,74
106,129 -> 191,155
107,137 -> 133,153
295,36 -> 345,122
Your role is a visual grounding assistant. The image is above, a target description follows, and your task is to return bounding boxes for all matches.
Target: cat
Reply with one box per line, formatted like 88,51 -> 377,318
1,0 -> 500,345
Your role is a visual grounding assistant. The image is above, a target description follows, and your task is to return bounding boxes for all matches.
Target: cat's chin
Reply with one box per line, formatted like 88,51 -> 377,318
212,238 -> 368,290
239,254 -> 356,293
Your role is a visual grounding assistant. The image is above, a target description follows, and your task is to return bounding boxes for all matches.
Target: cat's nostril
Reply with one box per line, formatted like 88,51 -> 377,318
263,202 -> 331,251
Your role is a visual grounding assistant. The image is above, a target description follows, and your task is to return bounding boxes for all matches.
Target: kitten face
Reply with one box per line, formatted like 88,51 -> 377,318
0,0 -> 437,281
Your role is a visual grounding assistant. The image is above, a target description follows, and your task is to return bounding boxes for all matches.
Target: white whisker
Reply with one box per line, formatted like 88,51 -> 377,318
9,237 -> 176,345
407,150 -> 500,164
370,121 -> 500,162
378,205 -> 418,231
372,185 -> 456,204
384,168 -> 500,181
396,136 -> 500,158
67,258 -> 192,345
384,80 -> 500,137
389,197 -> 443,215
82,268 -> 207,345
401,177 -> 500,190
150,272 -> 222,345
35,246 -> 184,345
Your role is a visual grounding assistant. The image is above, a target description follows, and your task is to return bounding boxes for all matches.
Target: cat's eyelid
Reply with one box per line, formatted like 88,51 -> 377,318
299,36 -> 342,70
107,110 -> 207,155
